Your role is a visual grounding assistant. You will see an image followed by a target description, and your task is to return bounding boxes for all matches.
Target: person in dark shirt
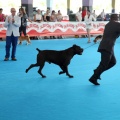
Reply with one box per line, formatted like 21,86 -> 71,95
18,8 -> 32,36
89,14 -> 120,85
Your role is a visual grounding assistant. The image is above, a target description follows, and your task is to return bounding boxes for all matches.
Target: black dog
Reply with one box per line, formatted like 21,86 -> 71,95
26,44 -> 83,78
93,35 -> 103,43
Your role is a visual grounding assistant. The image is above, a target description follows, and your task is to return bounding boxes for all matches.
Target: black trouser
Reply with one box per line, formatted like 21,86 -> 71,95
19,25 -> 27,36
90,50 -> 116,80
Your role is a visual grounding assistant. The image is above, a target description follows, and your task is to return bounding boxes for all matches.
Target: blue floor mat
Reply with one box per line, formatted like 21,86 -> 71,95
0,37 -> 120,120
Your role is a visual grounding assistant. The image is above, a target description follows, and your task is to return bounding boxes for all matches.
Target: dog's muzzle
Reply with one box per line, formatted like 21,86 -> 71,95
79,48 -> 84,55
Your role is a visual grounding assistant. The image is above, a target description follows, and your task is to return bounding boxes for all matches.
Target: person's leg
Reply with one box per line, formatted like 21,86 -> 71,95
4,36 -> 12,60
105,51 -> 116,71
89,51 -> 113,85
87,29 -> 91,43
94,51 -> 116,75
22,26 -> 27,36
11,34 -> 18,60
19,26 -> 22,36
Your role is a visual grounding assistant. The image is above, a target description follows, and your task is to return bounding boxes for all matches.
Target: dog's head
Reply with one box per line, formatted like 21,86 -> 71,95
72,44 -> 83,55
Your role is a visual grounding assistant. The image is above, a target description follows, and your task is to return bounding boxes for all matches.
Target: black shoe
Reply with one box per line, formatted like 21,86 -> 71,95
89,79 -> 100,85
94,70 -> 101,80
4,58 -> 9,61
12,58 -> 17,61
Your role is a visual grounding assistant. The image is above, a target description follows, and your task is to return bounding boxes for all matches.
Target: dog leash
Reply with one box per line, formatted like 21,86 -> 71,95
84,43 -> 96,50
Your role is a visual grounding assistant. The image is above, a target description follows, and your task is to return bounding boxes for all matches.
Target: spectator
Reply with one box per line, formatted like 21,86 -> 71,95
100,9 -> 106,21
43,9 -> 51,39
50,10 -> 57,22
82,7 -> 87,21
84,10 -> 96,43
56,10 -> 63,39
0,8 -> 6,40
76,7 -> 82,22
50,10 -> 57,39
44,9 -> 51,22
4,8 -> 21,61
18,8 -> 32,37
92,10 -> 97,20
34,9 -> 43,23
56,10 -> 63,22
0,8 -> 5,22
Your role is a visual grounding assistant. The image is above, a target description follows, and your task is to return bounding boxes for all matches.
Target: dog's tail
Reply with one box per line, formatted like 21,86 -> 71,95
36,48 -> 41,53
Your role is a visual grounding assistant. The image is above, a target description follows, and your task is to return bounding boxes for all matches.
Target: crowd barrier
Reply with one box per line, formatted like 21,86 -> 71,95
0,21 -> 108,37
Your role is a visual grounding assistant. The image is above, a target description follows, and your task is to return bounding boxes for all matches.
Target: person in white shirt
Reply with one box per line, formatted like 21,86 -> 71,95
100,9 -> 106,21
92,10 -> 97,20
76,7 -> 82,22
34,9 -> 43,23
56,10 -> 63,22
84,10 -> 96,43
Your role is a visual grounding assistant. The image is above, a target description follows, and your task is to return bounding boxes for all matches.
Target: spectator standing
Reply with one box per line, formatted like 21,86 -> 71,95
19,8 -> 32,37
82,7 -> 87,21
84,10 -> 96,43
76,7 -> 82,22
4,8 -> 21,61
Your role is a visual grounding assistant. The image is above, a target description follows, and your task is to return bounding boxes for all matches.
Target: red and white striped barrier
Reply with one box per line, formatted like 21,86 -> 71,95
0,21 -> 107,37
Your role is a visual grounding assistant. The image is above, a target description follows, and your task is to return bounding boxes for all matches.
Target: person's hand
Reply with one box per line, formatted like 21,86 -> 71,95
8,17 -> 11,22
12,17 -> 15,23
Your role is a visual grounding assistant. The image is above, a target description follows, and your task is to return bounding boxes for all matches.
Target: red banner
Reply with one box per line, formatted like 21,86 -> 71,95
0,21 -> 107,37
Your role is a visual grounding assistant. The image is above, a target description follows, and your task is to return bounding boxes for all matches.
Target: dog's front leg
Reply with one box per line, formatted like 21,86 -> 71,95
64,66 -> 73,78
59,66 -> 66,75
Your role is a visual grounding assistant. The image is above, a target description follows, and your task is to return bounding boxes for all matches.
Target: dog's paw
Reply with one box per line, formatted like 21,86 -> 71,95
25,69 -> 28,73
69,75 -> 74,78
42,75 -> 46,78
18,42 -> 22,45
59,71 -> 64,75
26,43 -> 29,45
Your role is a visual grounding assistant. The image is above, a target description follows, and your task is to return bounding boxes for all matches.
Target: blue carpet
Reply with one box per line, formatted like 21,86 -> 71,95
0,38 -> 120,120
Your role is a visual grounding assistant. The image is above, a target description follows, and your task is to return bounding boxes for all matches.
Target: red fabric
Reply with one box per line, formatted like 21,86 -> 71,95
82,10 -> 87,19
0,22 -> 105,37
0,14 -> 5,22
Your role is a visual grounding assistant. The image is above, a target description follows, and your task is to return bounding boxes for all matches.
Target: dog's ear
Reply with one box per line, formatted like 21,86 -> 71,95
73,44 -> 77,47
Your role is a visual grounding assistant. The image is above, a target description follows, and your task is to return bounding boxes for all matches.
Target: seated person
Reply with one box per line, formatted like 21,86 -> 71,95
34,9 -> 43,23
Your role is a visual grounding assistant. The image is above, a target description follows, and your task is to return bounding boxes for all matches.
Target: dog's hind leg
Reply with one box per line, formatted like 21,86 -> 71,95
26,63 -> 38,73
38,64 -> 46,78
59,66 -> 66,75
